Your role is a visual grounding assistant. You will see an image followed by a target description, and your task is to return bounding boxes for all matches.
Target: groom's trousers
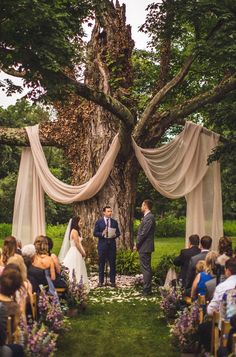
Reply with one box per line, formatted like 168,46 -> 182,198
98,239 -> 116,284
139,252 -> 152,293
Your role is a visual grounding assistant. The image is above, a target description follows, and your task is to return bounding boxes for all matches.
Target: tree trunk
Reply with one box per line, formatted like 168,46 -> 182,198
40,1 -> 137,257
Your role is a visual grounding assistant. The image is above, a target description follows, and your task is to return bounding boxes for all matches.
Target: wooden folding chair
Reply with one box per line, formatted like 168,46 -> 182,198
211,311 -> 220,357
31,292 -> 38,320
6,316 -> 13,344
184,296 -> 192,305
198,294 -> 206,306
55,287 -> 66,297
220,320 -> 231,348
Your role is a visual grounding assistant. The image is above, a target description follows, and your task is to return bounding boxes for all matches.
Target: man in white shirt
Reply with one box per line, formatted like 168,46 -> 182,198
207,258 -> 236,315
198,258 -> 236,352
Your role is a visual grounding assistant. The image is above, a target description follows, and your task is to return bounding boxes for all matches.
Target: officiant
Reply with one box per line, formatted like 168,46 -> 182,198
93,205 -> 120,288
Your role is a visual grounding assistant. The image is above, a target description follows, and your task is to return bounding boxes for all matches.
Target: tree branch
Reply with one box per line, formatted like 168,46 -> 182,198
0,127 -> 62,147
134,54 -> 195,139
140,74 -> 236,146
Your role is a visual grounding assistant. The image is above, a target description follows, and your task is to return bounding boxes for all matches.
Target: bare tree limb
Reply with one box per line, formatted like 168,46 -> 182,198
134,54 -> 195,139
138,74 -> 236,146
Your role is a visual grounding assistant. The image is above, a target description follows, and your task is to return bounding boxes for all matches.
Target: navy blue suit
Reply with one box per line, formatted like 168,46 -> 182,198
93,217 -> 120,284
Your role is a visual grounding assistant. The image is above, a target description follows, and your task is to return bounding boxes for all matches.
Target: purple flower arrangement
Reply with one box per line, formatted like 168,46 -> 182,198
61,266 -> 88,310
38,287 -> 70,332
159,285 -> 184,320
170,301 -> 201,353
19,319 -> 58,357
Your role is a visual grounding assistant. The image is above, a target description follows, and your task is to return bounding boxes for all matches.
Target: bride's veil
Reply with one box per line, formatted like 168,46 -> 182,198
58,218 -> 72,262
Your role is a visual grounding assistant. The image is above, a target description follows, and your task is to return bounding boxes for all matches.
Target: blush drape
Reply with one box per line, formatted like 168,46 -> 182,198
12,122 -> 223,250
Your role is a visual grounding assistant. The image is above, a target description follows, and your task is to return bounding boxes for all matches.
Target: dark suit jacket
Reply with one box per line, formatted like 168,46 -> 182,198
173,245 -> 201,286
136,212 -> 156,253
185,250 -> 210,289
93,217 -> 120,244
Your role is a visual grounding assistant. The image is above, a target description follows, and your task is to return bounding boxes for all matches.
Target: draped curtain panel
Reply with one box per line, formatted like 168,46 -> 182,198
12,122 -> 223,250
132,122 -> 223,250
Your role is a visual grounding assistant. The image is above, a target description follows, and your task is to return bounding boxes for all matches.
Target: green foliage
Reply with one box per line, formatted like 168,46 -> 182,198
0,0 -> 96,101
0,223 -> 11,240
116,249 -> 140,275
224,220 -> 236,237
156,215 -> 186,237
153,254 -> 178,286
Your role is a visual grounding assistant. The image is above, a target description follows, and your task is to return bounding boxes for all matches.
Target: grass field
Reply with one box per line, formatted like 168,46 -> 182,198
56,299 -> 178,357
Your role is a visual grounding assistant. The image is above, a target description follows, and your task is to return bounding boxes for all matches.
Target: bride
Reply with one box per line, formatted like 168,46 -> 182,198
59,216 -> 89,289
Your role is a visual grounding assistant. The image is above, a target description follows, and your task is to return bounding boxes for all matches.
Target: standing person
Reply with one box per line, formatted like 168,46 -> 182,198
94,206 -> 120,287
63,217 -> 89,290
173,234 -> 200,287
134,199 -> 156,296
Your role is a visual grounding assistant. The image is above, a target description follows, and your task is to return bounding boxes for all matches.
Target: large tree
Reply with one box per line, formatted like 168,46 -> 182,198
0,0 -> 236,253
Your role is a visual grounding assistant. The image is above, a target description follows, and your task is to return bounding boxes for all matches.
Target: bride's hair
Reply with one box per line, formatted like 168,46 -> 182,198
70,216 -> 81,236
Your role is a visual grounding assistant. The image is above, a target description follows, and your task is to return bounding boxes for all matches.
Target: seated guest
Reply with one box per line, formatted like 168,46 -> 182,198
217,314 -> 236,357
198,258 -> 236,353
191,251 -> 218,299
185,235 -> 212,291
45,236 -> 67,289
0,303 -> 24,357
16,240 -> 22,256
0,265 -> 22,332
33,236 -> 57,295
45,236 -> 61,274
22,244 -> 48,293
216,236 -> 233,284
33,236 -> 55,281
2,236 -> 25,268
173,234 -> 200,287
7,256 -> 33,321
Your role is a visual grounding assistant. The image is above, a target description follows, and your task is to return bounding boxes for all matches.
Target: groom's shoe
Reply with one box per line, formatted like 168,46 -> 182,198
110,283 -> 117,288
97,282 -> 103,288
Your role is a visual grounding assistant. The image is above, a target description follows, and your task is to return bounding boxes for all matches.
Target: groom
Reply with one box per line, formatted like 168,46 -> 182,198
94,206 -> 120,287
134,199 -> 156,296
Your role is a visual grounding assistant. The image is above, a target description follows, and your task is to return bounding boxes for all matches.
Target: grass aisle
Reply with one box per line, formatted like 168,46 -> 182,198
57,290 -> 179,357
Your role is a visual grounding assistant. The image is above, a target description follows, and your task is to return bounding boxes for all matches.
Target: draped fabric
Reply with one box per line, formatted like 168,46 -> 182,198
12,125 -> 121,245
12,122 -> 223,250
132,122 -> 223,250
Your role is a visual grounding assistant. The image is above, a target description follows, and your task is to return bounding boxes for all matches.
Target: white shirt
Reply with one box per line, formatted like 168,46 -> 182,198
144,210 -> 151,217
104,217 -> 110,227
207,275 -> 236,316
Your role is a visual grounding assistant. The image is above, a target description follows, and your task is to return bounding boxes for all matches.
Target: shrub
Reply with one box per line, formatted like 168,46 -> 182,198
156,214 -> 186,237
0,223 -> 12,240
224,220 -> 236,236
153,253 -> 179,286
116,249 -> 140,275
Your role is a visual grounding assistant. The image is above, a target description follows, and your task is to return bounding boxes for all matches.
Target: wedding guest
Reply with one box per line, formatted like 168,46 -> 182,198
2,236 -> 25,268
0,302 -> 24,357
22,244 -> 47,293
173,234 -> 200,287
46,236 -> 66,289
94,207 -> 120,288
33,235 -> 55,281
7,255 -> 33,321
0,265 -> 22,332
33,236 -> 56,295
191,251 -> 218,299
216,236 -> 233,284
134,199 -> 156,296
16,239 -> 22,255
198,258 -> 236,352
185,235 -> 212,291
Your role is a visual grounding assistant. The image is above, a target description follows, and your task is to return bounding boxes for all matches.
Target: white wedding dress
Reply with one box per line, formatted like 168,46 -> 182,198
59,220 -> 89,290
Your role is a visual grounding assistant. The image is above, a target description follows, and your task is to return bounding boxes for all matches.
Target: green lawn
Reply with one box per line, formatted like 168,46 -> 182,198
57,298 -> 178,357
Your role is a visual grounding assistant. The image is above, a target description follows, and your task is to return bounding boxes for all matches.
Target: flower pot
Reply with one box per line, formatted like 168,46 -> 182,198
67,307 -> 78,317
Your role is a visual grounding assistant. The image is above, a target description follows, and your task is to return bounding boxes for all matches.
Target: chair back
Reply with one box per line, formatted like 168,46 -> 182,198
211,311 -> 220,357
220,320 -> 231,348
6,316 -> 13,344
